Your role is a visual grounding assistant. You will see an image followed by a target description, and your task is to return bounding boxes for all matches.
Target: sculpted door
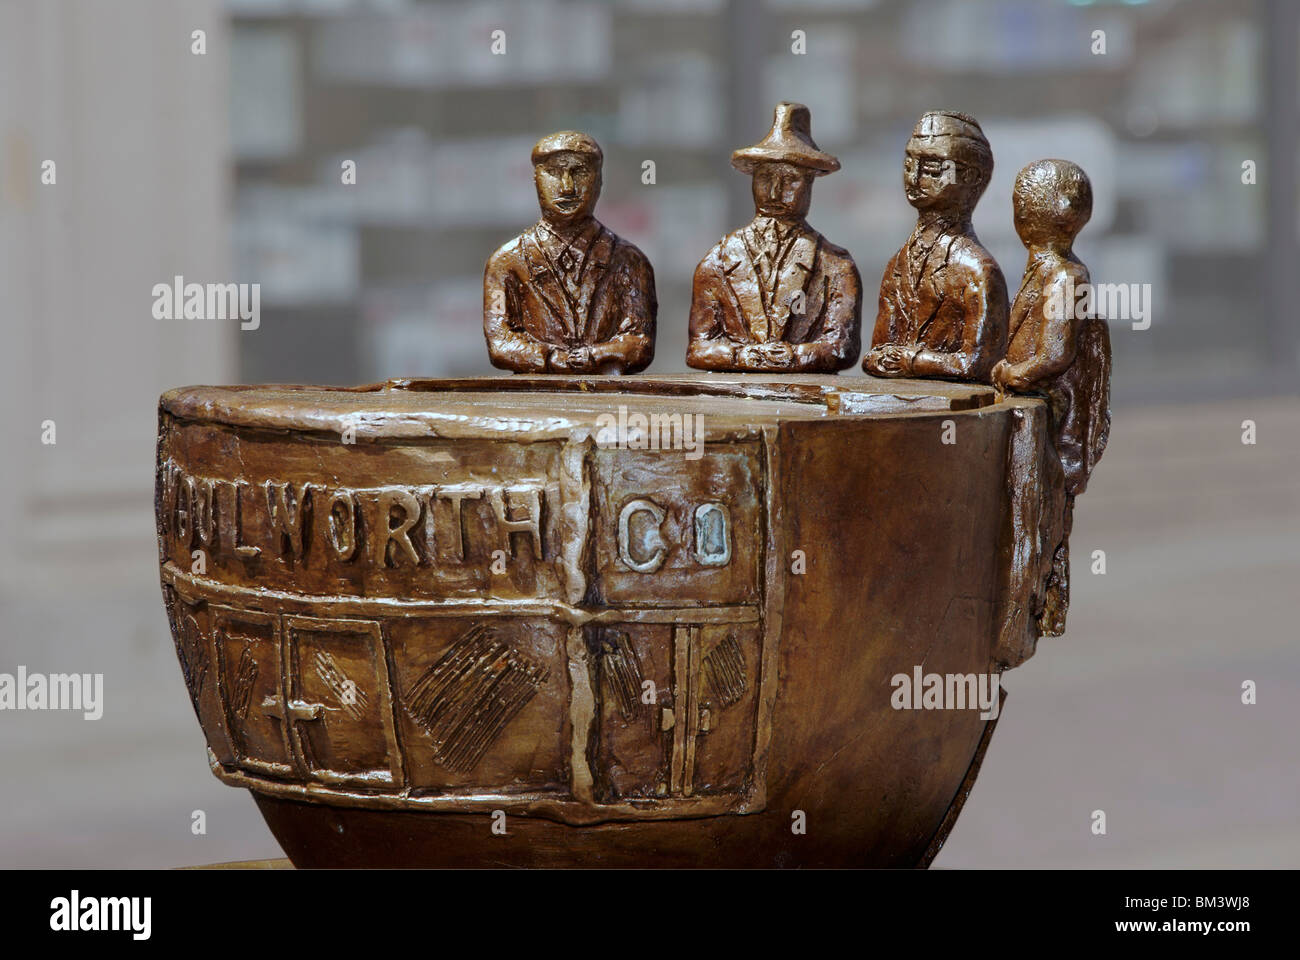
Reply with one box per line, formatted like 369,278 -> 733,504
589,622 -> 761,803
281,617 -> 404,788
214,606 -> 295,779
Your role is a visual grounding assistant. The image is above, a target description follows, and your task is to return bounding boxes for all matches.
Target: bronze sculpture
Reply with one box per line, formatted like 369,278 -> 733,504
864,111 -> 1008,383
993,159 -> 1110,498
993,158 -> 1111,635
687,102 -> 862,373
157,115 -> 1112,869
157,374 -> 1028,867
484,131 -> 657,374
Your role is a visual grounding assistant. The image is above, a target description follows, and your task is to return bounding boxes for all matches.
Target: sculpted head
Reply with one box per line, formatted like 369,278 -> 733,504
903,111 -> 992,218
532,131 -> 602,227
732,102 -> 839,223
1013,158 -> 1092,250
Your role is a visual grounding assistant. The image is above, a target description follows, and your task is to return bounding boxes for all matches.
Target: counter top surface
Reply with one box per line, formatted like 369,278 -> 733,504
160,374 -> 999,438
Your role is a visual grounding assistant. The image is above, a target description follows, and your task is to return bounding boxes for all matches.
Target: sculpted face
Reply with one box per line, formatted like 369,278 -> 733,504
903,139 -> 982,216
535,151 -> 601,226
751,161 -> 815,220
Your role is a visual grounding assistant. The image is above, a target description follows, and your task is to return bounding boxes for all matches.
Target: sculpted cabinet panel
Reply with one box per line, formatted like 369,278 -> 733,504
387,617 -> 570,795
589,443 -> 764,608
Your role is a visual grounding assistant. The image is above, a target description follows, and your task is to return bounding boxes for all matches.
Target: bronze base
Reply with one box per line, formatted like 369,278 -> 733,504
158,374 -> 1059,869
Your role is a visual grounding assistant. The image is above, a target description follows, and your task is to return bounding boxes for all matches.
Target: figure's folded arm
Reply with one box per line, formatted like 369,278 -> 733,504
484,264 -> 548,372
864,258 -> 903,375
1010,273 -> 1080,385
793,264 -> 862,372
686,262 -> 738,370
592,332 -> 654,372
592,254 -> 657,372
910,267 -> 1008,382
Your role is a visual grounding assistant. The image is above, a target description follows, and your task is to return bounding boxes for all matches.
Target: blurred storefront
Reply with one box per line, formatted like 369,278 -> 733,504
227,0 -> 1293,405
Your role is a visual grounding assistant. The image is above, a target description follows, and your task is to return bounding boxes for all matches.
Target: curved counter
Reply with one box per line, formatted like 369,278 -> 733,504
155,373 -> 1063,867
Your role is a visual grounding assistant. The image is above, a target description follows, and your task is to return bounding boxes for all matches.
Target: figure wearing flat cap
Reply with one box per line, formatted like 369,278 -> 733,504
687,102 -> 862,373
864,111 -> 1008,383
484,131 -> 656,374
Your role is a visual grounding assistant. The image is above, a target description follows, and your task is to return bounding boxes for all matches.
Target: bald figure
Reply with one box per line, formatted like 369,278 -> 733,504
484,131 -> 657,374
994,158 -> 1110,498
864,111 -> 1008,383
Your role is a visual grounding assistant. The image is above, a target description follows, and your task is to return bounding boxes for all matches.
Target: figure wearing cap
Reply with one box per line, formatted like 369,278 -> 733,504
484,131 -> 656,374
687,103 -> 862,373
864,111 -> 1008,383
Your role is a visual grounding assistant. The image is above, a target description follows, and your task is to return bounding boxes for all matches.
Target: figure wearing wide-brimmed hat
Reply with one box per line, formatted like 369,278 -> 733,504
865,111 -> 1008,383
484,131 -> 657,374
688,102 -> 862,373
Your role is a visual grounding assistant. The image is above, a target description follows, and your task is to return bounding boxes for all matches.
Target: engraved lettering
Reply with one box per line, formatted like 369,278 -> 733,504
618,498 -> 667,573
374,489 -> 422,567
231,481 -> 261,558
693,502 -> 731,566
265,481 -> 312,560
175,472 -> 192,547
161,466 -> 558,575
189,476 -> 216,548
327,491 -> 359,561
489,485 -> 544,558
432,488 -> 483,562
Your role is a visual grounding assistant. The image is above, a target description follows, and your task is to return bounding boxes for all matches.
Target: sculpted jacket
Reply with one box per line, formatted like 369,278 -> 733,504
1004,254 -> 1111,497
484,218 -> 656,373
687,216 -> 862,372
870,217 -> 1009,382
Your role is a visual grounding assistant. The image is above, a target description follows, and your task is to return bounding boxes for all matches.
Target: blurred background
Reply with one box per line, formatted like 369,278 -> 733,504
0,0 -> 1296,868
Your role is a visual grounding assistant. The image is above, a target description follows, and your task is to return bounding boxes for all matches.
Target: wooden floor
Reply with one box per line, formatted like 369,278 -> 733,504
1,397 -> 1296,868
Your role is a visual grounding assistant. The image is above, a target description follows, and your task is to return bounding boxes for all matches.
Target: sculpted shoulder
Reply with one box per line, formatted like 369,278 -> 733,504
485,230 -> 532,276
815,235 -> 860,279
1057,257 -> 1090,287
693,228 -> 744,276
945,233 -> 1005,283
609,231 -> 654,276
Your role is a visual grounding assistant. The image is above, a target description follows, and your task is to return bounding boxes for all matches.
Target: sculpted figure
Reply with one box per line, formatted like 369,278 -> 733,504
687,102 -> 862,373
484,131 -> 656,374
993,158 -> 1111,633
864,111 -> 1008,382
993,159 -> 1110,496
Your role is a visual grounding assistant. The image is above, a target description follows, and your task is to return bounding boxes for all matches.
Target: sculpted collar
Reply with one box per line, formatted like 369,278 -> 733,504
749,215 -> 806,246
536,218 -> 602,273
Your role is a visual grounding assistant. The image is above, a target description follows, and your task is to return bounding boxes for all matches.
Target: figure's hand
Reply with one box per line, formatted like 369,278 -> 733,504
993,360 -> 1031,392
548,346 -> 594,372
867,345 -> 911,376
736,344 -> 767,369
758,341 -> 795,368
991,359 -> 1011,389
736,342 -> 795,370
863,347 -> 887,376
